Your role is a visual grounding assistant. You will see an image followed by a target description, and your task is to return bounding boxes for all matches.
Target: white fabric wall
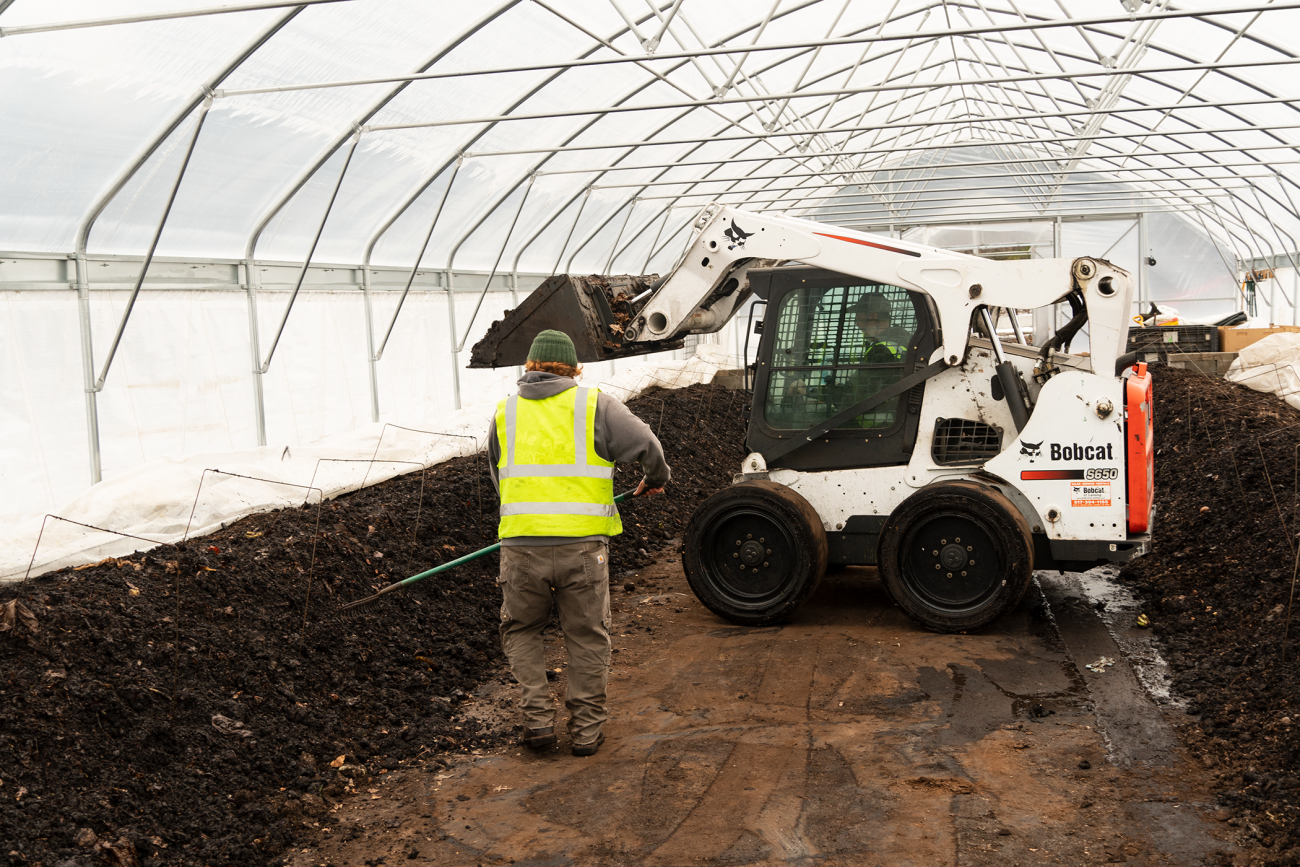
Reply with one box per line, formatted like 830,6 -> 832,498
0,345 -> 736,583
1,286 -> 525,526
1,283 -> 735,530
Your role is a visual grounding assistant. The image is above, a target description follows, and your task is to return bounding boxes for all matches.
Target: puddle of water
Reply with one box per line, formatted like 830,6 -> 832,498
1059,565 -> 1186,711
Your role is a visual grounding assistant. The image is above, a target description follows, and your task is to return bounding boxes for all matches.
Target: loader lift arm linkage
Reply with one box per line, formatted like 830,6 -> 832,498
471,203 -> 1148,634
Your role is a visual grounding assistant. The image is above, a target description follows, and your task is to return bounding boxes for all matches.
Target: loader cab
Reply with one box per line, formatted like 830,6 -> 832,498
747,266 -> 939,471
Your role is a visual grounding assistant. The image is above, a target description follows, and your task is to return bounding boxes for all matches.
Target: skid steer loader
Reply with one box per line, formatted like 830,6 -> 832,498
470,203 -> 1154,632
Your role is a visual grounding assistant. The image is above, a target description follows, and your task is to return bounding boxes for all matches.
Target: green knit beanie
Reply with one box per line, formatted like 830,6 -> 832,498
527,329 -> 578,367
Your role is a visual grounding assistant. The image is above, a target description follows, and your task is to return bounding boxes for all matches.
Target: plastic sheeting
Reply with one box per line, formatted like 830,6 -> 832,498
0,343 -> 737,583
1226,332 -> 1300,410
1,286 -> 515,524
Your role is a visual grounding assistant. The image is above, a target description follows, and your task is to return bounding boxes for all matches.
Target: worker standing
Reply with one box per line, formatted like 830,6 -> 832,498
487,329 -> 670,756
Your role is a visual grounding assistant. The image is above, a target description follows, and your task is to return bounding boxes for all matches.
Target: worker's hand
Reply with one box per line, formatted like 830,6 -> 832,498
635,478 -> 665,497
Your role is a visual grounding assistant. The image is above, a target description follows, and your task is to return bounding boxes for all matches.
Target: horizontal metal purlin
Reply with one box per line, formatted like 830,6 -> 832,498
797,210 -> 1203,228
640,185 -> 1236,208
0,0 -> 352,37
460,94 -> 1300,160
540,123 -> 1300,177
1239,253 -> 1300,272
208,1 -> 1300,98
592,148 -> 1300,190
0,253 -> 556,292
362,57 -> 1300,133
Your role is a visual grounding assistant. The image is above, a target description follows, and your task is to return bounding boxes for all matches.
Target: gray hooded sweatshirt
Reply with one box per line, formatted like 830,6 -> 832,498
487,371 -> 671,547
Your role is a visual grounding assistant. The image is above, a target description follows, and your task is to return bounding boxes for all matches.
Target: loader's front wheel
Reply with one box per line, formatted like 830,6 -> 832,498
684,481 -> 828,626
879,481 -> 1033,633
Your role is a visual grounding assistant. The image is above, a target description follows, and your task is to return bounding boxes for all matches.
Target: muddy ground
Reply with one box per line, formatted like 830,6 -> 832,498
283,558 -> 1232,867
2,367 -> 1299,866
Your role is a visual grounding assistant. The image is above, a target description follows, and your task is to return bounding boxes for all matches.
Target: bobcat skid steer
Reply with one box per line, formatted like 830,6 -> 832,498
470,203 -> 1154,632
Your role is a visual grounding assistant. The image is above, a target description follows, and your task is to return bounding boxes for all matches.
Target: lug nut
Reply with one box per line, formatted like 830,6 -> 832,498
733,553 -> 738,558
747,534 -> 752,540
947,572 -> 953,578
763,561 -> 769,567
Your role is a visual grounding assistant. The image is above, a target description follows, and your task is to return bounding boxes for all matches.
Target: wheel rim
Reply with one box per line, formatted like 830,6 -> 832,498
697,505 -> 801,612
899,509 -> 1007,615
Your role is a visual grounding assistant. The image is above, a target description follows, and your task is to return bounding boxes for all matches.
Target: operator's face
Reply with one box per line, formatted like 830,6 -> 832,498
855,311 -> 888,339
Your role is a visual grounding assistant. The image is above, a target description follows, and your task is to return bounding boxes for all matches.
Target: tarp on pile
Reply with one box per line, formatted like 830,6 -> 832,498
1225,333 -> 1300,411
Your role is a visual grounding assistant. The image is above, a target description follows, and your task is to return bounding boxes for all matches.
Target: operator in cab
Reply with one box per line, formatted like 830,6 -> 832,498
486,330 -> 670,757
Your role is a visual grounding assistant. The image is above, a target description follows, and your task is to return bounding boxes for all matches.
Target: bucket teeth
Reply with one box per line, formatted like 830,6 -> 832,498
468,273 -> 681,368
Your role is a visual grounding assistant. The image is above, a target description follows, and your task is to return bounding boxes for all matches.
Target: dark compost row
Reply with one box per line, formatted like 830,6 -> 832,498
0,382 -> 748,867
1118,364 -> 1300,865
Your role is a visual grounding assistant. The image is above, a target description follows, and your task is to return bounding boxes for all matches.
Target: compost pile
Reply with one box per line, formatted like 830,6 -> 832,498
1118,364 -> 1300,863
0,381 -> 747,867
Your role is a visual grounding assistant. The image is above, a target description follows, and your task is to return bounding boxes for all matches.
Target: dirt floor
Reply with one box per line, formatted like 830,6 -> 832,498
2,369 -> 1299,866
283,559 -> 1232,867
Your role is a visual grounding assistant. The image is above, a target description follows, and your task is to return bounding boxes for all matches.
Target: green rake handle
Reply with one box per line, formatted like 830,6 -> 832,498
338,489 -> 637,612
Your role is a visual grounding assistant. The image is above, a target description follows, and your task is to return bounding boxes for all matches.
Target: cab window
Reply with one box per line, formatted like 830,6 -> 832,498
763,282 -> 918,431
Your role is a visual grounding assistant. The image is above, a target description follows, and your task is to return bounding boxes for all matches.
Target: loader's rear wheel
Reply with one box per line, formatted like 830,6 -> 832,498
684,481 -> 828,626
879,481 -> 1033,633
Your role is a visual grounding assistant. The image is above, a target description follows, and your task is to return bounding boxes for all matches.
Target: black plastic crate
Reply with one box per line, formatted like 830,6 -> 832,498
1125,324 -> 1219,357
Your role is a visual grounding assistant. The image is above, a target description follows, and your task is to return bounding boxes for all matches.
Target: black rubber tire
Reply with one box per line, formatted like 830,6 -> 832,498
683,480 -> 828,626
878,480 -> 1034,633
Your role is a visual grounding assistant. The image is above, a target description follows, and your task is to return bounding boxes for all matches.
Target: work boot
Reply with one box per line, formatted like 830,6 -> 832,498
523,725 -> 557,750
571,731 -> 605,757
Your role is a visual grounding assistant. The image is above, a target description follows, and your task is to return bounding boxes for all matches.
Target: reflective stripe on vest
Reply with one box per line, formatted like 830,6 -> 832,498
495,386 -> 621,539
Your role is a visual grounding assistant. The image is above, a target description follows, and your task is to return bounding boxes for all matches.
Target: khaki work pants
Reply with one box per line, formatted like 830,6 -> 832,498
498,540 -> 611,744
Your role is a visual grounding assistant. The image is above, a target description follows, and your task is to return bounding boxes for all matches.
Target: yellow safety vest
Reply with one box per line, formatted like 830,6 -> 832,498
495,386 -> 621,539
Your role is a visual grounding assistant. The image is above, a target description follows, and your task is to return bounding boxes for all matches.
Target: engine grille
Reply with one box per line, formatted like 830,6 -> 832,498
932,418 -> 1001,465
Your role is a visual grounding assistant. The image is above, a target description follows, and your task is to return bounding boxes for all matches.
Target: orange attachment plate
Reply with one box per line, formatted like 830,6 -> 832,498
1125,363 -> 1154,533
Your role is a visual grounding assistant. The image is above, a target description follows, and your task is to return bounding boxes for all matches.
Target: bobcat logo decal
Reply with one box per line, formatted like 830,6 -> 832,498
1020,440 -> 1042,457
723,220 -> 753,250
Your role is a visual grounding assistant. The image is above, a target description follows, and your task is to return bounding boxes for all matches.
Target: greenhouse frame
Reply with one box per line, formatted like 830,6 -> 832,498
3,0 -> 1300,524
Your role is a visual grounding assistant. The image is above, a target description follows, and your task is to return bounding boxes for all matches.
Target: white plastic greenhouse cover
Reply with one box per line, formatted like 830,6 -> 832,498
5,0 -> 1300,547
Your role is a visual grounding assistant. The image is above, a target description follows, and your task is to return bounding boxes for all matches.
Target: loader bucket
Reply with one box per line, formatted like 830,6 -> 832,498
468,273 -> 683,368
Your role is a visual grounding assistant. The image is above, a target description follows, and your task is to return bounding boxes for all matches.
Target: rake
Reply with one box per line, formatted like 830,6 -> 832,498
336,490 -> 639,615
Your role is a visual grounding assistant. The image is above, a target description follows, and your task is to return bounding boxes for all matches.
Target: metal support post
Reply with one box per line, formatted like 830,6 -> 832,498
261,133 -> 360,372
556,188 -> 591,276
457,174 -> 535,352
446,278 -> 462,410
603,199 -> 637,273
361,265 -> 380,423
1250,184 -> 1300,319
74,252 -> 102,483
642,207 -> 670,274
511,271 -> 523,381
377,158 -> 461,361
1137,212 -> 1149,308
75,101 -> 211,482
96,100 -> 212,390
244,259 -> 268,446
